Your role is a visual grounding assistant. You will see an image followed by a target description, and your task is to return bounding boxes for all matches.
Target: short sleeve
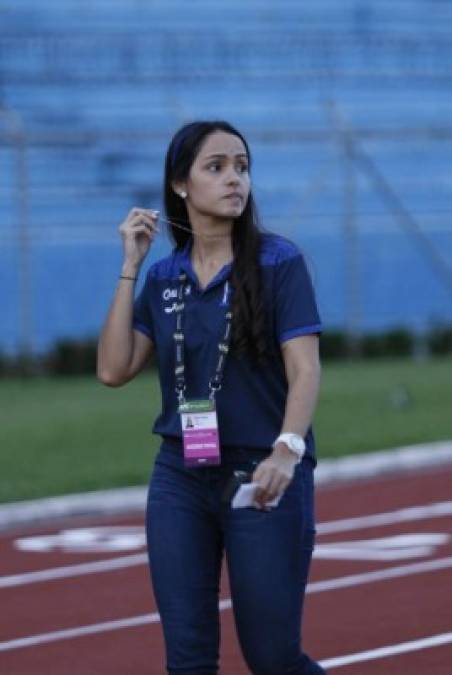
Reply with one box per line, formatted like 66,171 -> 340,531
132,271 -> 154,341
274,250 -> 322,343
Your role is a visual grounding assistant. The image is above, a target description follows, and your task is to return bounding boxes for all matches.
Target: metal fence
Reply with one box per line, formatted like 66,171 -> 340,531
2,113 -> 452,358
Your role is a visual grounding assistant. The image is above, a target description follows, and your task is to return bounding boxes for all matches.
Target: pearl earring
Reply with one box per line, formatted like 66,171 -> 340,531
180,191 -> 187,199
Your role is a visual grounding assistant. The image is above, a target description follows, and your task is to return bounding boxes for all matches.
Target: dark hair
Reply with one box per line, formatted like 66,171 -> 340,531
163,120 -> 270,364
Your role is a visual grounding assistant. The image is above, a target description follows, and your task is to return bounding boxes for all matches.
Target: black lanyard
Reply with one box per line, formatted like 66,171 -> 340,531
174,272 -> 233,404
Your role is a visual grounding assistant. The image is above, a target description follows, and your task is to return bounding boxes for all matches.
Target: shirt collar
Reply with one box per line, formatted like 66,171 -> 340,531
177,237 -> 232,291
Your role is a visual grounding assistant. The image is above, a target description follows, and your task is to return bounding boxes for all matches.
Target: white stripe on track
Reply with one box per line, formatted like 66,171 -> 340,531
0,600 -> 232,653
317,500 -> 452,535
0,553 -> 148,589
0,557 -> 451,653
2,500 -> 452,589
1,616 -> 450,669
319,631 -> 452,669
308,555 -> 452,593
0,613 -> 158,652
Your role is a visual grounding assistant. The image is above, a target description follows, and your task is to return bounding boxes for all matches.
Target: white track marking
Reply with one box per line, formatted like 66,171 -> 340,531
0,558 -> 451,652
317,500 -> 452,535
14,527 -> 146,554
0,614 -> 158,652
315,533 -> 450,561
0,553 -> 148,589
3,500 -> 452,588
3,551 -> 452,594
308,555 -> 452,593
0,600 -> 232,653
319,631 -> 452,669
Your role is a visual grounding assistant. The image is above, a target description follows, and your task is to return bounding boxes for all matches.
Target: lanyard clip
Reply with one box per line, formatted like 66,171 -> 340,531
176,385 -> 186,405
208,378 -> 222,401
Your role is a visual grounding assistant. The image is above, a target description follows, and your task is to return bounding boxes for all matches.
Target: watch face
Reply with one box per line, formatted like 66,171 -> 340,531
290,436 -> 305,452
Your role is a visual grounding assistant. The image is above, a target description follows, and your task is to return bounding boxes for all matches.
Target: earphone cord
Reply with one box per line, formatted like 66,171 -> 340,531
145,214 -> 232,241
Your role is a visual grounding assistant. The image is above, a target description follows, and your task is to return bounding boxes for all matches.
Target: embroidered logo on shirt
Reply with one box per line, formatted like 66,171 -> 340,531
162,288 -> 178,302
163,285 -> 191,313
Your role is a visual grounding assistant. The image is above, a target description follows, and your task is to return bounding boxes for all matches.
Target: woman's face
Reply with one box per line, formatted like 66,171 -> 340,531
179,131 -> 251,221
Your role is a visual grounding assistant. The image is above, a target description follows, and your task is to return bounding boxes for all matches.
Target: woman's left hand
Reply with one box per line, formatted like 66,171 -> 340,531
251,444 -> 299,510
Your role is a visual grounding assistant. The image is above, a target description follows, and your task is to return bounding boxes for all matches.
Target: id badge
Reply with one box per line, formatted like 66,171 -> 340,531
179,399 -> 221,467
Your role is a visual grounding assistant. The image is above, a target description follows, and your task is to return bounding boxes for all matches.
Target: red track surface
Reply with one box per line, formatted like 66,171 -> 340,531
2,465 -> 452,674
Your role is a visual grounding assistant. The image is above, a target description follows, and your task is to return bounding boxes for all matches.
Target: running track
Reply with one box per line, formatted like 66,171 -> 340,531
1,465 -> 452,674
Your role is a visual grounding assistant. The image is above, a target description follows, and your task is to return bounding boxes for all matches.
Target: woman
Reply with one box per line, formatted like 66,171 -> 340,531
97,120 -> 326,675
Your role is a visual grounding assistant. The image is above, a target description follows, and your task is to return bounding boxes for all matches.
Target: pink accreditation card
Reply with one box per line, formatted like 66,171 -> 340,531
179,399 -> 221,467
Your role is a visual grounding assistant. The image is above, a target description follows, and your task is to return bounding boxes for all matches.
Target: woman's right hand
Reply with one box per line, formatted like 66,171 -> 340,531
119,207 -> 160,270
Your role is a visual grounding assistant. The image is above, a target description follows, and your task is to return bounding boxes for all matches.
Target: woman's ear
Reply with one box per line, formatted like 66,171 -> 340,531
171,181 -> 187,198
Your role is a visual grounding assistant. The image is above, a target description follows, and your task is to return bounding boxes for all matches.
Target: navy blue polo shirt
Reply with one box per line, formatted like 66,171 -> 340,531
132,232 -> 322,463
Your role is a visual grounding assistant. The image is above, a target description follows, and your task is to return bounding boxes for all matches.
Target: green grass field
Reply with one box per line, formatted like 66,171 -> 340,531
1,356 -> 451,503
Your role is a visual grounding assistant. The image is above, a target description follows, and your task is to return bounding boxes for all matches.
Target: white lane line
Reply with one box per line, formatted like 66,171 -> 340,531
317,501 -> 452,535
0,600 -> 232,653
315,533 -> 451,561
2,500 -> 452,589
0,614 -> 158,652
1,557 -> 451,653
308,555 -> 452,593
0,554 -> 148,589
319,631 -> 452,669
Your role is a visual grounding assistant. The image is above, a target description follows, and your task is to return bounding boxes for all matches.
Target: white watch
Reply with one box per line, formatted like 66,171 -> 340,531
273,433 -> 306,463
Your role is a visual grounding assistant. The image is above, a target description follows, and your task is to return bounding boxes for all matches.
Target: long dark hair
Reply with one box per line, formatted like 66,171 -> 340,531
163,120 -> 270,364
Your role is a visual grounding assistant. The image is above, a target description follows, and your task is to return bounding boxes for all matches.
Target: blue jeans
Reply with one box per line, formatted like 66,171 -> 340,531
146,441 -> 327,675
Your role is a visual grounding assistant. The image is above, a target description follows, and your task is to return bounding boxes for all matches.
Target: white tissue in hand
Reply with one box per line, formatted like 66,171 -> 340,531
231,482 -> 282,509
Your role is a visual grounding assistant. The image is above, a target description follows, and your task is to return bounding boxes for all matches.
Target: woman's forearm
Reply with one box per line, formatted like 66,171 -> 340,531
97,261 -> 139,385
280,363 -> 321,439
97,207 -> 158,385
